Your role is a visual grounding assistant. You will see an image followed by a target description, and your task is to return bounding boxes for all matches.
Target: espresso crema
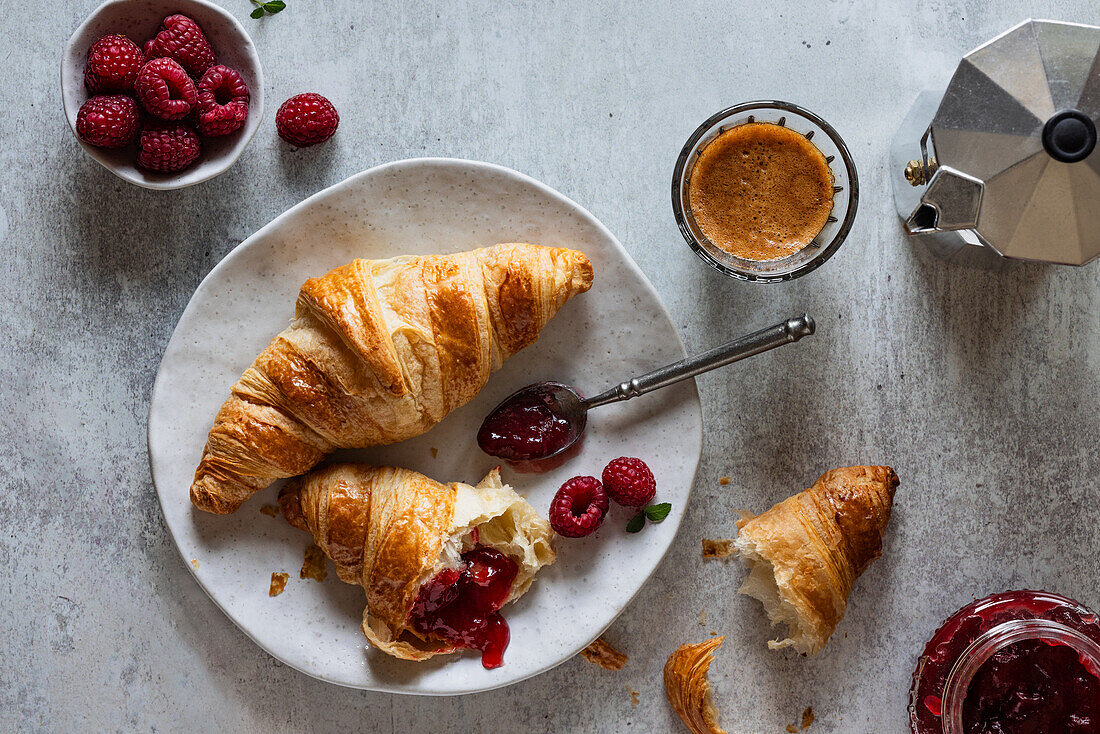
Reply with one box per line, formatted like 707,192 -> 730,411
687,122 -> 834,262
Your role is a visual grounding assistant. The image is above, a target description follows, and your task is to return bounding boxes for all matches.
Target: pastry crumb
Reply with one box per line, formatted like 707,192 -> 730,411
709,630 -> 719,636
788,706 -> 815,731
702,538 -> 735,559
269,571 -> 289,596
300,545 -> 327,582
698,608 -> 707,626
719,476 -> 731,485
581,637 -> 627,670
190,559 -> 199,570
259,504 -> 278,517
430,447 -> 438,458
628,688 -> 640,707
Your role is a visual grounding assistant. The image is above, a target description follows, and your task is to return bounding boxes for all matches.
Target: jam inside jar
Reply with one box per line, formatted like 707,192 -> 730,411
909,590 -> 1100,734
407,546 -> 519,669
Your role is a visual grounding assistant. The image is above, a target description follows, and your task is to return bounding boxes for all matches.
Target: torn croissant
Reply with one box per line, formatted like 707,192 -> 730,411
664,637 -> 726,734
278,463 -> 556,667
735,465 -> 899,655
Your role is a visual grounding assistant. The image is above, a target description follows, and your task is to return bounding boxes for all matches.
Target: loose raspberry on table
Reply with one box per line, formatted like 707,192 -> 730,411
143,14 -> 216,77
549,476 -> 608,538
195,65 -> 249,136
135,58 -> 198,120
602,457 -> 656,507
137,122 -> 201,172
84,34 -> 144,94
76,95 -> 141,149
276,93 -> 340,147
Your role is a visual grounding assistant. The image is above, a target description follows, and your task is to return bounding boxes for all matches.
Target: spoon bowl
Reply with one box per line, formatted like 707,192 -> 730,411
477,381 -> 585,463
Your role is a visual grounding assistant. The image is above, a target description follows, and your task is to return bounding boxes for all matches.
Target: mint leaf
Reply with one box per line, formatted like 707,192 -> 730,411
644,503 -> 672,522
250,0 -> 286,17
625,512 -> 646,533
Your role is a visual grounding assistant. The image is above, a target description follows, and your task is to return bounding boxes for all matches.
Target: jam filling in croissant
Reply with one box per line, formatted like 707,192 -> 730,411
408,546 -> 520,669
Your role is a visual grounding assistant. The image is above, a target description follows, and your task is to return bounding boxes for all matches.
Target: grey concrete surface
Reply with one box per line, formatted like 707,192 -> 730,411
2,0 -> 1098,731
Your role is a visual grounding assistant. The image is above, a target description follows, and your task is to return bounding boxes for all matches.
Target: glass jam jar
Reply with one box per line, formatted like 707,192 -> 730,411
909,590 -> 1100,734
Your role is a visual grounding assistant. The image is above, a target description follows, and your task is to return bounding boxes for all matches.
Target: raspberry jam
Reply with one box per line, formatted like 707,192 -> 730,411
909,590 -> 1100,734
477,382 -> 579,462
407,546 -> 519,669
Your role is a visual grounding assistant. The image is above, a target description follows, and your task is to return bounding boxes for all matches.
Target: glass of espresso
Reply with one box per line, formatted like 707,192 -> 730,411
672,101 -> 858,281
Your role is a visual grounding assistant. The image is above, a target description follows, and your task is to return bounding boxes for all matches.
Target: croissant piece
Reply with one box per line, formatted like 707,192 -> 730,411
734,465 -> 899,655
191,244 -> 594,513
278,463 -> 556,663
664,637 -> 727,734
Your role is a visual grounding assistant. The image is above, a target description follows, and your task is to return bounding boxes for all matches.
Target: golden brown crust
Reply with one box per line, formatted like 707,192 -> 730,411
664,637 -> 726,734
279,464 -> 455,632
735,465 -> 898,654
580,637 -> 627,671
299,544 -> 328,583
269,571 -> 289,596
298,259 -> 406,396
191,244 -> 593,514
190,396 -> 332,514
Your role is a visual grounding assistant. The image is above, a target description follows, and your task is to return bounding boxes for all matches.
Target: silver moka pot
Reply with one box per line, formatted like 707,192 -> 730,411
891,19 -> 1100,266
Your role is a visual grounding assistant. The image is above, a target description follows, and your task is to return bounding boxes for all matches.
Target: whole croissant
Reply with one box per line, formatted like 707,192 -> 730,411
278,463 -> 556,663
734,465 -> 899,655
191,243 -> 593,514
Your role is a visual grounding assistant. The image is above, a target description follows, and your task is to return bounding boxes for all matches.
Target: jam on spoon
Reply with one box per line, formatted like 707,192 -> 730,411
909,590 -> 1100,734
478,315 -> 816,463
407,546 -> 519,669
477,382 -> 580,462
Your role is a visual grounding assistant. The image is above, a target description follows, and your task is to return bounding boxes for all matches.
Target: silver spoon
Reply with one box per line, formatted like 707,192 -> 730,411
477,313 -> 815,462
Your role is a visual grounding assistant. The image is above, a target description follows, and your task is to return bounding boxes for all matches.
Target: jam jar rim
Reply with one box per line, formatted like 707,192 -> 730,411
907,589 -> 1100,734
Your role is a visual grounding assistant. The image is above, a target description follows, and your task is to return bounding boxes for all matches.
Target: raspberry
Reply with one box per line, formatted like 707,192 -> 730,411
135,58 -> 198,120
276,93 -> 339,147
549,476 -> 608,538
143,14 -> 216,77
75,95 -> 141,148
194,65 -> 249,136
84,34 -> 144,94
137,122 -> 201,172
602,457 -> 656,507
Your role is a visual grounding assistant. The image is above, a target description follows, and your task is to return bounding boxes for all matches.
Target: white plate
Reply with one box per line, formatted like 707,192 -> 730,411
148,158 -> 702,695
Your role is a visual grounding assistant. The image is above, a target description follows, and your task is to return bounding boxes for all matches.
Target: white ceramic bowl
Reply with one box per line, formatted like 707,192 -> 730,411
62,0 -> 264,190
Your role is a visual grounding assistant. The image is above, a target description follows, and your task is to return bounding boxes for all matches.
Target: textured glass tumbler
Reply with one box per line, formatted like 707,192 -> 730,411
672,100 -> 859,282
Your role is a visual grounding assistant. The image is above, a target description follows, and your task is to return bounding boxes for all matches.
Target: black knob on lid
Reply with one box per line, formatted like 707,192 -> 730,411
1042,109 -> 1097,163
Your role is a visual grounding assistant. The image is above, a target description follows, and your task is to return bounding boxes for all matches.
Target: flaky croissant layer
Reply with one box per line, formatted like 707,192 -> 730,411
191,244 -> 593,514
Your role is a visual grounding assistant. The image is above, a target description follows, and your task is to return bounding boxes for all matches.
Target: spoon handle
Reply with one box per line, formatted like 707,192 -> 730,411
581,314 -> 815,410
